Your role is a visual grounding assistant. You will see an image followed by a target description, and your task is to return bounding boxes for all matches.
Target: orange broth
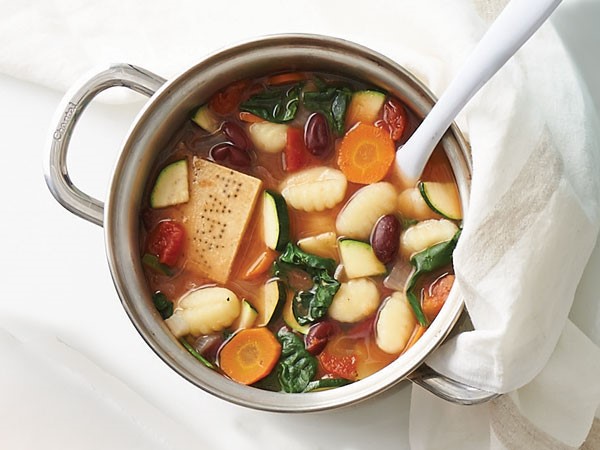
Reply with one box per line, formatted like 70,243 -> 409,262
140,72 -> 460,389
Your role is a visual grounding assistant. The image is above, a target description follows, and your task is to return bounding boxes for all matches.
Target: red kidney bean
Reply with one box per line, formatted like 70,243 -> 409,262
228,146 -> 251,167
305,320 -> 338,355
210,143 -> 231,161
221,121 -> 250,150
382,98 -> 408,141
370,214 -> 401,264
304,112 -> 330,157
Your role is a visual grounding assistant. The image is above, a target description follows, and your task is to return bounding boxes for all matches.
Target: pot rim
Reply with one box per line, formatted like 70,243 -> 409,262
103,33 -> 472,412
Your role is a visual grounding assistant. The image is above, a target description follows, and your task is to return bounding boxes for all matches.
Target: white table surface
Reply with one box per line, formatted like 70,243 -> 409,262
1,2 -> 599,448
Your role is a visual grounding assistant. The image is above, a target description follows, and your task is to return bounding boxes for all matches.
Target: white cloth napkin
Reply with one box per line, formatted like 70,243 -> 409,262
2,0 -> 600,448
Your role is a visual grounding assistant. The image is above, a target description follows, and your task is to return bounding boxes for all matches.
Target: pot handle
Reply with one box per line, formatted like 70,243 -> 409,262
408,364 -> 500,405
44,63 -> 167,227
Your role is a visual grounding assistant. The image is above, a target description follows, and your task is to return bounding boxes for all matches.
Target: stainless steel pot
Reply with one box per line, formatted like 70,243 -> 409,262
45,34 -> 498,412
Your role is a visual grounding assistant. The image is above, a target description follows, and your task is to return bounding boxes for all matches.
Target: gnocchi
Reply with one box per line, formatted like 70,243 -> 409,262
335,182 -> 397,239
328,278 -> 380,323
280,167 -> 347,212
248,122 -> 289,153
399,218 -> 459,258
165,287 -> 241,337
375,292 -> 416,354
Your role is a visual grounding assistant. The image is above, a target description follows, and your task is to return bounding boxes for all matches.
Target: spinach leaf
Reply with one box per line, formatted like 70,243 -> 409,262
179,338 -> 216,369
152,291 -> 173,319
143,253 -> 174,276
303,377 -> 352,392
293,270 -> 339,325
240,83 -> 301,123
277,243 -> 340,325
251,367 -> 282,392
303,87 -> 351,135
406,229 -> 461,326
279,242 -> 337,274
277,327 -> 318,393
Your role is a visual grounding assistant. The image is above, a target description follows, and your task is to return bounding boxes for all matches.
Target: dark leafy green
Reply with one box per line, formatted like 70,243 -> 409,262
152,291 -> 173,319
277,327 -> 318,393
303,86 -> 351,135
276,243 -> 340,325
251,368 -> 282,392
142,253 -> 174,276
292,272 -> 340,325
240,83 -> 302,123
406,229 -> 461,326
179,338 -> 216,369
278,242 -> 337,274
303,377 -> 352,392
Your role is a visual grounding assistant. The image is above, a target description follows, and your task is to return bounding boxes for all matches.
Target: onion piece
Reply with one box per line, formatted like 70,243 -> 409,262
383,259 -> 413,291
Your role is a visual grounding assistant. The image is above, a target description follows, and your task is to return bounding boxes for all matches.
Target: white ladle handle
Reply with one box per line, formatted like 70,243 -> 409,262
396,0 -> 562,182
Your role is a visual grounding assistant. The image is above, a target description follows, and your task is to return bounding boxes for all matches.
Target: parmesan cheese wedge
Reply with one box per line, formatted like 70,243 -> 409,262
181,157 -> 262,283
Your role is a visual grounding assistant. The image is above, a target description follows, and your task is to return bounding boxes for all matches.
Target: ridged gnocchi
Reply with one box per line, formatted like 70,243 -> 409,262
328,278 -> 380,323
399,218 -> 459,258
165,287 -> 241,337
375,291 -> 416,354
335,182 -> 397,239
280,167 -> 347,212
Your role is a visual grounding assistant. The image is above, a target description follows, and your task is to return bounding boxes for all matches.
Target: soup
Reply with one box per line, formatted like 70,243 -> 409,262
140,71 -> 462,392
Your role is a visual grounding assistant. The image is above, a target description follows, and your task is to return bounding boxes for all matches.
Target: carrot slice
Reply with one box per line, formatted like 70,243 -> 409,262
219,327 -> 282,385
241,249 -> 277,280
337,123 -> 395,184
402,325 -> 426,354
239,111 -> 265,123
267,72 -> 305,86
209,80 -> 249,115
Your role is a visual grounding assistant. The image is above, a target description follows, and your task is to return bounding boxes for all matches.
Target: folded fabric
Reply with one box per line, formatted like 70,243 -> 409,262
2,0 -> 599,448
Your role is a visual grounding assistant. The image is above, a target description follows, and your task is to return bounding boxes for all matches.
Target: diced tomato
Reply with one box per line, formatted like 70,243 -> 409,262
209,80 -> 249,115
319,351 -> 358,381
378,97 -> 408,141
146,221 -> 186,266
422,273 -> 455,322
283,127 -> 309,172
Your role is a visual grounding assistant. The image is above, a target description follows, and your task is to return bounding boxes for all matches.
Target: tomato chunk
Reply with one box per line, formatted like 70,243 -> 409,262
319,351 -> 358,381
146,221 -> 186,266
284,127 -> 309,172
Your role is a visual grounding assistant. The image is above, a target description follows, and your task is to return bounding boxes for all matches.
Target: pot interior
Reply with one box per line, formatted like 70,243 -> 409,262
104,34 -> 471,412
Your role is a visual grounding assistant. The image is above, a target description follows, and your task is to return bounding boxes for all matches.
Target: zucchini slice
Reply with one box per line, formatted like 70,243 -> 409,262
256,280 -> 286,326
150,159 -> 190,209
345,90 -> 386,127
283,295 -> 309,334
418,181 -> 462,220
233,300 -> 259,331
338,239 -> 386,279
263,190 -> 290,251
191,104 -> 220,133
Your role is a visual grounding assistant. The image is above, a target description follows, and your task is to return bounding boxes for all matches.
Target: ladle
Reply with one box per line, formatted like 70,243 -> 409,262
395,0 -> 562,183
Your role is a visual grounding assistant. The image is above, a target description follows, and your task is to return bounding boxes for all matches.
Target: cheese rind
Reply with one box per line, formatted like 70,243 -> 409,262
182,158 -> 262,283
